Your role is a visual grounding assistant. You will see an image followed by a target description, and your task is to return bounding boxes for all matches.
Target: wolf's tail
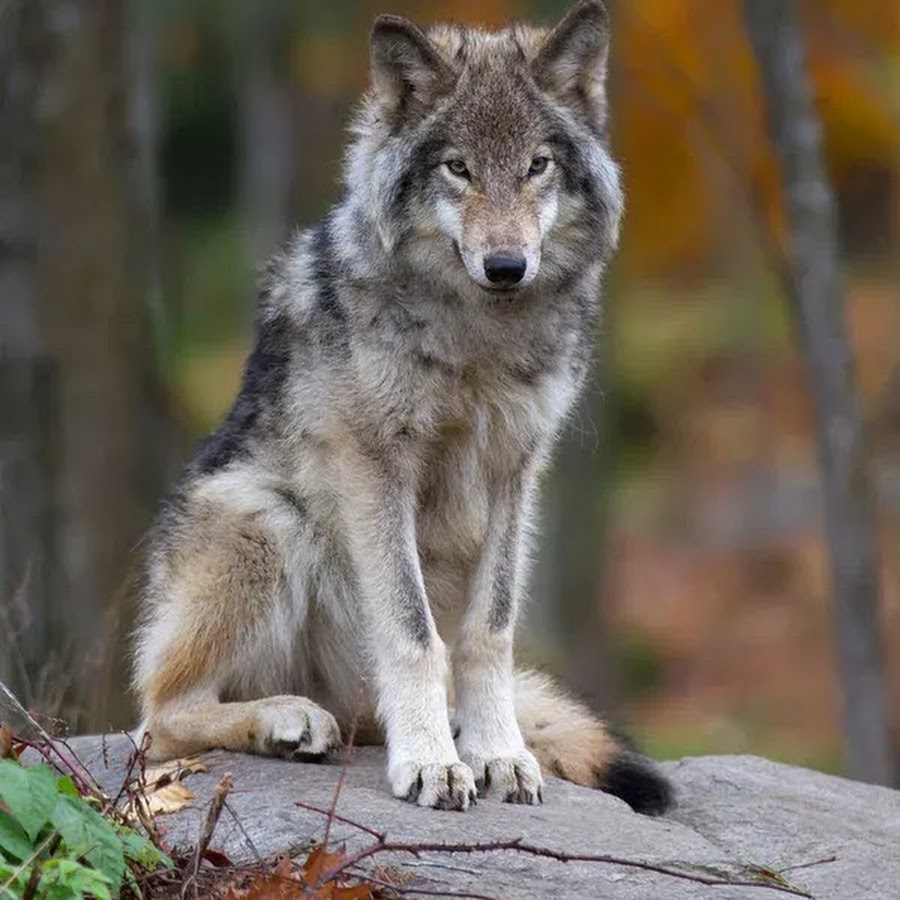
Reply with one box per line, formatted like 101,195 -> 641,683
514,669 -> 673,815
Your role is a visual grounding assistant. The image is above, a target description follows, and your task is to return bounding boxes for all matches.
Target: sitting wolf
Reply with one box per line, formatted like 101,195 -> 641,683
133,0 -> 671,814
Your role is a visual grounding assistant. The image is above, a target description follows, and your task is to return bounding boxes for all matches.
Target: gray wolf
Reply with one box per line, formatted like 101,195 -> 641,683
133,0 -> 672,815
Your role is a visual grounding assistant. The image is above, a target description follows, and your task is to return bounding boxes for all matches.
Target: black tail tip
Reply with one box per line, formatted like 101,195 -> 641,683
602,749 -> 674,816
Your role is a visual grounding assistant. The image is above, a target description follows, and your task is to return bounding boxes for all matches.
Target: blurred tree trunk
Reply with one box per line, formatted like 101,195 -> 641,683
239,67 -> 295,263
238,5 -> 296,265
537,374 -> 617,713
743,0 -> 894,785
0,1 -> 53,695
0,0 -> 173,728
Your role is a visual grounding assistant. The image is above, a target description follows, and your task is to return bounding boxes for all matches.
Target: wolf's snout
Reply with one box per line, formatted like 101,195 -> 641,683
484,252 -> 527,286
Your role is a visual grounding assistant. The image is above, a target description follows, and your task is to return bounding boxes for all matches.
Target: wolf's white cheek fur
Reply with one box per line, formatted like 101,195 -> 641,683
537,189 -> 559,238
435,196 -> 464,244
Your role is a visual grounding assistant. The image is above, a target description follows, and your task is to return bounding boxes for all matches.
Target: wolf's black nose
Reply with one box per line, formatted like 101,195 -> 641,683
484,252 -> 527,285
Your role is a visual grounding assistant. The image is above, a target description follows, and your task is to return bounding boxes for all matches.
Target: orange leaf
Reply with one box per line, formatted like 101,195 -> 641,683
273,855 -> 293,880
245,874 -> 294,900
302,844 -> 347,885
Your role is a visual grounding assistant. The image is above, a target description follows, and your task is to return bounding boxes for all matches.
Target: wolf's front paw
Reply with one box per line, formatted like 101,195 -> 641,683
461,748 -> 543,804
253,696 -> 342,761
389,759 -> 477,811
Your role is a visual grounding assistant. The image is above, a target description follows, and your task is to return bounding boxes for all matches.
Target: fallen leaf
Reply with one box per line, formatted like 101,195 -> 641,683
145,780 -> 196,815
203,847 -> 233,868
244,873 -> 296,900
0,724 -> 13,759
302,844 -> 347,885
273,855 -> 292,880
143,756 -> 207,788
130,755 -> 206,817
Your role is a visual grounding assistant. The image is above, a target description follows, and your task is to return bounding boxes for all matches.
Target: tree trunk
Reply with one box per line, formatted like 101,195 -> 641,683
238,5 -> 296,265
0,0 -> 173,728
0,0 -> 55,698
239,67 -> 296,264
535,355 -> 616,714
742,0 -> 894,785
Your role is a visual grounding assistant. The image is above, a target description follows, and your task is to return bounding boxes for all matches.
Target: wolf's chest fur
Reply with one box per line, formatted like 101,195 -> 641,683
283,288 -> 576,622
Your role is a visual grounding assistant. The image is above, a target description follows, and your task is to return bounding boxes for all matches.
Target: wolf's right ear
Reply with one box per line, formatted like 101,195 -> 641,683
533,1 -> 610,129
369,15 -> 453,120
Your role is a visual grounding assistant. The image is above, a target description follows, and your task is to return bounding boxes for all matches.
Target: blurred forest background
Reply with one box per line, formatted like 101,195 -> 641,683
1,0 -> 899,785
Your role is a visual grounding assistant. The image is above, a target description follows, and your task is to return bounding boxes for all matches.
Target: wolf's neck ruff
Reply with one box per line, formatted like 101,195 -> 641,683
132,2 -> 672,817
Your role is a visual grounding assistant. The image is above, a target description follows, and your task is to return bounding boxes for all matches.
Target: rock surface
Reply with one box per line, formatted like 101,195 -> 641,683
61,736 -> 899,899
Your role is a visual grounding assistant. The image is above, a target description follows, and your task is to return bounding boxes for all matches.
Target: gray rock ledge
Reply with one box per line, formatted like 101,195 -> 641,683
56,735 -> 899,899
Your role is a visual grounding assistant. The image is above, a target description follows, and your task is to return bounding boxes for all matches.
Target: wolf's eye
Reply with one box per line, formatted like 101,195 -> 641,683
445,159 -> 471,180
528,156 -> 551,177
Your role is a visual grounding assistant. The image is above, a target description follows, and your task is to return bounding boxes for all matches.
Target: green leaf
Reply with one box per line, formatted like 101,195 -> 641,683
51,795 -> 125,892
0,808 -> 32,861
39,857 -> 112,900
119,830 -> 171,871
54,776 -> 79,798
123,865 -> 143,900
0,859 -> 29,900
0,760 -> 58,842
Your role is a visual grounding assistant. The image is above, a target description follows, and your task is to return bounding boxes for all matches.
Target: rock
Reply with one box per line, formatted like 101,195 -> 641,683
54,736 -> 900,899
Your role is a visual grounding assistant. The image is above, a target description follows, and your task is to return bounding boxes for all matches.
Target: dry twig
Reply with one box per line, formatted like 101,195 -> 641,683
184,772 -> 233,898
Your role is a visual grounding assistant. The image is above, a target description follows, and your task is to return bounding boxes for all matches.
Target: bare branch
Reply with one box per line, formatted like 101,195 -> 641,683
314,837 -> 814,898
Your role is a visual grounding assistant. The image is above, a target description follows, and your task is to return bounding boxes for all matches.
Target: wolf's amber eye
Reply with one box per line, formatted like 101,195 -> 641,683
528,156 -> 551,177
445,159 -> 471,180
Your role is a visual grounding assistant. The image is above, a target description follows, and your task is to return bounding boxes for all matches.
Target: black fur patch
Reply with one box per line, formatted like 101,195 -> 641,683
310,223 -> 349,343
273,485 -> 308,518
193,311 -> 294,475
415,350 -> 459,378
488,523 -> 517,632
488,475 -> 527,632
389,137 -> 447,230
398,561 -> 431,646
600,749 -> 674,817
545,127 -> 609,226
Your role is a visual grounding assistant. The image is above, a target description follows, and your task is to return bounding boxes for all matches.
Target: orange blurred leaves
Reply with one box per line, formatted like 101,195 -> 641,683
611,0 -> 900,277
227,845 -> 376,899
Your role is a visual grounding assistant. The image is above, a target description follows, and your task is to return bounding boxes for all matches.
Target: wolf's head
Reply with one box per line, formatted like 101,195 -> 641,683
346,1 -> 622,297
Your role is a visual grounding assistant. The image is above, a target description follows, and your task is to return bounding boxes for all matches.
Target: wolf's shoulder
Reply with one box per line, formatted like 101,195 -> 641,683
257,226 -> 331,316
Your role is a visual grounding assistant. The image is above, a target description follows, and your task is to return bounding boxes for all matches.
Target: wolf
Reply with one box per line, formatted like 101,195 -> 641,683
133,0 -> 672,814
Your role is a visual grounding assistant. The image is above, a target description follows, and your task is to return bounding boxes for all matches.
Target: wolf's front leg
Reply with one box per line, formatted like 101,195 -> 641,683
453,464 -> 543,804
337,444 -> 476,811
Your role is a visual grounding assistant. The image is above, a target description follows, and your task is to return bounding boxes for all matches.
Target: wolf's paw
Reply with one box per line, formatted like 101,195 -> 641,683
253,696 -> 343,761
462,748 -> 543,804
389,759 -> 477,811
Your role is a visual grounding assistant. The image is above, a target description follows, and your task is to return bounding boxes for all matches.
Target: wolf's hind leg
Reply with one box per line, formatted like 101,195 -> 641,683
144,694 -> 342,762
135,508 -> 342,762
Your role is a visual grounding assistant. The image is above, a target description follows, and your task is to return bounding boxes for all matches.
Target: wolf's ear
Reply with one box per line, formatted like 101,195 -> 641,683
370,15 -> 453,119
533,1 -> 610,128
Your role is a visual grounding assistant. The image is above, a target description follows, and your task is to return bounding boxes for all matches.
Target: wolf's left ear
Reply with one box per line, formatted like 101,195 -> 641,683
370,15 -> 453,120
533,1 -> 610,129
